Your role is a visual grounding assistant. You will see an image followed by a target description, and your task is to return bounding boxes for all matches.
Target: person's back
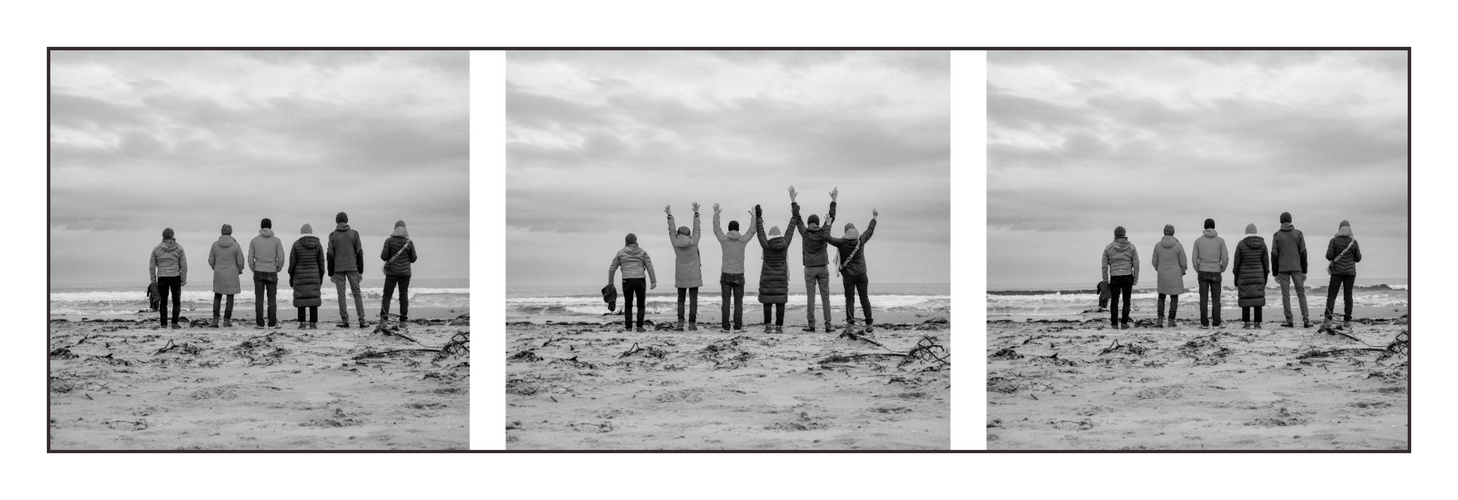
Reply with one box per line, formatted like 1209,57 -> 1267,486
713,205 -> 755,332
208,224 -> 245,327
1190,219 -> 1229,328
1100,226 -> 1138,328
149,228 -> 187,329
1323,220 -> 1363,329
327,212 -> 367,328
249,228 -> 285,274
827,213 -> 878,332
289,223 -> 326,329
1232,224 -> 1270,328
790,187 -> 838,332
379,220 -> 418,330
1269,212 -> 1310,327
1150,226 -> 1188,327
1103,239 -> 1138,281
247,219 -> 286,328
608,234 -> 656,332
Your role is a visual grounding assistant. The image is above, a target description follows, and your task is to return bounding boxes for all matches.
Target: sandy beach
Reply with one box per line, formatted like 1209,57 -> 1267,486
986,315 -> 1409,450
48,312 -> 470,450
505,310 -> 951,450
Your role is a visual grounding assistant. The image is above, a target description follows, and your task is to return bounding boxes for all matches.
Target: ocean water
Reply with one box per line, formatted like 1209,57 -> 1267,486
507,282 -> 950,319
988,277 -> 1408,318
50,278 -> 470,317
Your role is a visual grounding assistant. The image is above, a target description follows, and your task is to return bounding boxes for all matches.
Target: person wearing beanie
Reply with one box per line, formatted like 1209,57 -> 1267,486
1232,223 -> 1271,329
289,223 -> 327,330
754,204 -> 796,333
1151,224 -> 1189,328
712,203 -> 755,333
1101,225 -> 1139,329
379,220 -> 418,332
248,217 -> 287,329
1323,220 -> 1363,330
1270,211 -> 1311,328
1190,218 -> 1229,328
665,204 -> 704,331
149,227 -> 188,329
789,186 -> 838,333
207,223 -> 245,327
328,211 -> 367,328
609,232 -> 657,332
827,208 -> 880,334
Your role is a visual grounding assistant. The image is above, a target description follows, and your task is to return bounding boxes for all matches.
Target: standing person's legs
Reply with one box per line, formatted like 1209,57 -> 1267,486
1341,275 -> 1355,322
332,273 -> 349,323
842,276 -> 857,325
1119,280 -> 1132,325
804,269 -> 819,327
157,278 -> 171,327
634,280 -> 646,329
720,275 -> 732,330
816,270 -> 831,326
224,294 -> 234,321
1210,278 -> 1222,326
688,287 -> 698,325
1198,275 -> 1212,326
676,287 -> 687,326
397,275 -> 410,323
1241,306 -> 1250,323
855,275 -> 872,327
382,275 -> 398,319
309,306 -> 319,324
298,307 -> 306,323
774,303 -> 785,326
763,303 -> 771,326
1293,271 -> 1308,323
1325,275 -> 1340,322
258,274 -> 269,326
213,293 -> 222,321
1276,272 -> 1294,323
1254,306 -> 1262,325
622,280 -> 635,330
168,278 -> 181,325
1157,293 -> 1168,323
265,277 -> 278,327
1169,294 -> 1178,323
347,271 -> 364,324
732,280 -> 744,330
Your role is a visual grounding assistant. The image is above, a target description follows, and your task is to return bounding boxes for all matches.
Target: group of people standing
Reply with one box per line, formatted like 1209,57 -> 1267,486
1100,212 -> 1362,330
608,187 -> 878,334
147,212 -> 418,331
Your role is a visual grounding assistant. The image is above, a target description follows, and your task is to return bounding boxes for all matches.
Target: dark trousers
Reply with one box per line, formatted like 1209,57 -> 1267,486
1242,306 -> 1263,323
157,276 -> 182,326
1157,293 -> 1179,320
297,306 -> 318,323
622,278 -> 647,329
1108,275 -> 1133,326
253,272 -> 278,326
677,287 -> 698,323
1326,274 -> 1356,321
720,273 -> 745,330
763,303 -> 785,326
842,273 -> 872,325
1197,272 -> 1222,326
382,275 -> 411,321
212,293 -> 235,319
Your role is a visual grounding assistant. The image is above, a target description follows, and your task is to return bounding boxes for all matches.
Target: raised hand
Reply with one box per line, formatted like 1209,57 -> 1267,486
873,208 -> 879,218
754,204 -> 762,218
713,203 -> 721,214
691,202 -> 700,213
830,187 -> 838,201
788,186 -> 797,201
664,205 -> 671,216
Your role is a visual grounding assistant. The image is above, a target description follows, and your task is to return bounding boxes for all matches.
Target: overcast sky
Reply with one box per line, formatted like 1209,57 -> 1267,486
988,51 -> 1408,287
50,51 -> 469,285
506,51 -> 950,288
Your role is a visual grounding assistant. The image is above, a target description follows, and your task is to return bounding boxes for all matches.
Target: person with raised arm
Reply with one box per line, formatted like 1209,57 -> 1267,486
790,186 -> 837,333
827,208 -> 878,334
712,203 -> 755,333
609,233 -> 657,332
666,204 -> 703,331
754,204 -> 795,333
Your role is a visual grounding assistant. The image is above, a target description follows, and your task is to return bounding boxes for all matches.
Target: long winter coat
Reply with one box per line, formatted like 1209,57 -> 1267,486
380,226 -> 417,277
791,201 -> 836,267
827,219 -> 877,277
1325,226 -> 1362,276
667,212 -> 703,289
289,235 -> 327,308
150,239 -> 187,281
755,215 -> 796,304
1270,223 -> 1307,274
208,235 -> 245,295
1101,238 -> 1139,284
1231,235 -> 1270,307
1151,235 -> 1188,295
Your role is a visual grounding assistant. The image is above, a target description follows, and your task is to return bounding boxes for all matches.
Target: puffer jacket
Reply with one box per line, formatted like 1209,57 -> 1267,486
1270,223 -> 1307,274
248,228 -> 286,273
791,201 -> 836,267
1101,238 -> 1139,284
828,218 -> 877,277
208,235 -> 245,295
289,235 -> 327,307
380,226 -> 417,277
327,223 -> 364,276
1151,235 -> 1188,295
1190,228 -> 1228,273
609,244 -> 657,284
1231,235 -> 1270,307
713,211 -> 755,275
1325,226 -> 1362,276
667,212 -> 703,288
755,212 -> 797,304
150,239 -> 187,281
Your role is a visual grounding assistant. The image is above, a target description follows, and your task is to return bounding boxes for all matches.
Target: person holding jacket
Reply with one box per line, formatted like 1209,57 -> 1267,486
328,211 -> 367,329
248,218 -> 286,329
1189,218 -> 1229,329
1271,211 -> 1311,328
1323,220 -> 1363,331
379,220 -> 418,332
1232,223 -> 1271,329
1101,226 -> 1139,329
289,223 -> 327,330
827,208 -> 878,334
608,233 -> 657,332
790,186 -> 837,333
1151,224 -> 1188,328
712,203 -> 754,333
207,223 -> 245,328
665,204 -> 703,331
754,204 -> 795,333
149,227 -> 187,329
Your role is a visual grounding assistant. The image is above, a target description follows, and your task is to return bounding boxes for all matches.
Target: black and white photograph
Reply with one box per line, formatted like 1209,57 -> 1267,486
504,51 -> 952,449
48,50 -> 471,450
984,50 -> 1409,450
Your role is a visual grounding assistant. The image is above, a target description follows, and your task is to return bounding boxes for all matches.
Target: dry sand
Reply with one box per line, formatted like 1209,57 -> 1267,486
49,314 -> 470,450
505,311 -> 951,450
986,316 -> 1409,450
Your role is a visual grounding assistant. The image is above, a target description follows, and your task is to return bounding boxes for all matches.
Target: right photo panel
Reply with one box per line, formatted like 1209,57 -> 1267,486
985,50 -> 1409,450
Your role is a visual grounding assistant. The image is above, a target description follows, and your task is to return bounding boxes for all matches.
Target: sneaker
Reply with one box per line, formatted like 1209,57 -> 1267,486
359,320 -> 369,329
171,323 -> 182,330
308,322 -> 317,330
255,324 -> 266,330
299,322 -> 308,330
802,325 -> 817,333
1280,322 -> 1295,328
1254,322 -> 1263,329
1303,320 -> 1313,329
676,322 -> 686,332
774,325 -> 784,334
824,324 -> 834,333
634,327 -> 647,333
1167,318 -> 1176,329
1242,322 -> 1251,329
688,324 -> 698,332
337,321 -> 350,328
222,318 -> 232,328
764,325 -> 775,334
210,317 -> 220,328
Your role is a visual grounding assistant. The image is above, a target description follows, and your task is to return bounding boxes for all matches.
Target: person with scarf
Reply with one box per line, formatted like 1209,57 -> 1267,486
666,204 -> 703,331
379,220 -> 418,332
609,233 -> 657,332
827,208 -> 878,334
1323,220 -> 1363,330
712,203 -> 754,333
149,227 -> 188,329
207,223 -> 244,328
754,204 -> 795,333
1101,226 -> 1139,329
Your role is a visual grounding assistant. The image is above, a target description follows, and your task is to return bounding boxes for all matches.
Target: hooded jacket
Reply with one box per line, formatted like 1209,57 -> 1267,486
713,211 -> 755,275
150,239 -> 187,281
1325,226 -> 1362,276
208,235 -> 245,295
791,201 -> 836,267
1270,223 -> 1307,274
380,225 -> 417,277
1101,238 -> 1139,284
289,230 -> 327,308
248,228 -> 286,273
1151,235 -> 1188,295
755,212 -> 796,304
667,212 -> 703,288
327,223 -> 364,276
1190,228 -> 1229,274
609,244 -> 657,284
1232,235 -> 1270,307
827,219 -> 877,277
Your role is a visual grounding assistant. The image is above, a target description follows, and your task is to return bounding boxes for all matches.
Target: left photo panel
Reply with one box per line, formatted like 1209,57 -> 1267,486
48,50 -> 471,450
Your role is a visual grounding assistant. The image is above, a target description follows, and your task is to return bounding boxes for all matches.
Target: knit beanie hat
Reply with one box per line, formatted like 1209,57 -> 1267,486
336,212 -> 349,224
260,218 -> 272,229
395,220 -> 406,228
625,233 -> 637,245
1280,212 -> 1292,224
1204,218 -> 1215,229
162,227 -> 175,240
1339,220 -> 1350,229
769,226 -> 782,238
1114,226 -> 1126,238
1164,224 -> 1175,236
728,220 -> 740,232
1246,223 -> 1258,235
677,226 -> 691,236
221,224 -> 232,235
807,214 -> 820,226
300,223 -> 313,235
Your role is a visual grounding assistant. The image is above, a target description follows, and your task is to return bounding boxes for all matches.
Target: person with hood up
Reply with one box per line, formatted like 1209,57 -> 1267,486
1271,212 -> 1311,328
248,218 -> 286,329
289,223 -> 327,330
379,220 -> 418,332
665,204 -> 703,331
755,204 -> 796,333
827,208 -> 878,334
1189,218 -> 1229,329
328,211 -> 367,329
207,223 -> 245,328
149,227 -> 188,329
608,233 -> 657,332
1101,226 -> 1139,329
790,186 -> 837,333
712,203 -> 755,333
1232,223 -> 1271,329
1150,224 -> 1189,328
1323,220 -> 1363,330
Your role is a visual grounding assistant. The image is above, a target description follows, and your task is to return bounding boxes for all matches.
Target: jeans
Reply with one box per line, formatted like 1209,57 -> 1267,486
1157,293 -> 1179,320
212,293 -> 235,320
1108,275 -> 1134,326
622,278 -> 647,329
676,287 -> 698,323
804,265 -> 832,326
297,306 -> 318,323
1326,274 -> 1356,322
1242,306 -> 1263,323
1197,271 -> 1222,326
332,271 -> 364,322
720,273 -> 745,330
1275,271 -> 1309,323
382,275 -> 411,322
253,271 -> 278,327
842,273 -> 872,325
157,276 -> 182,326
763,303 -> 785,326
